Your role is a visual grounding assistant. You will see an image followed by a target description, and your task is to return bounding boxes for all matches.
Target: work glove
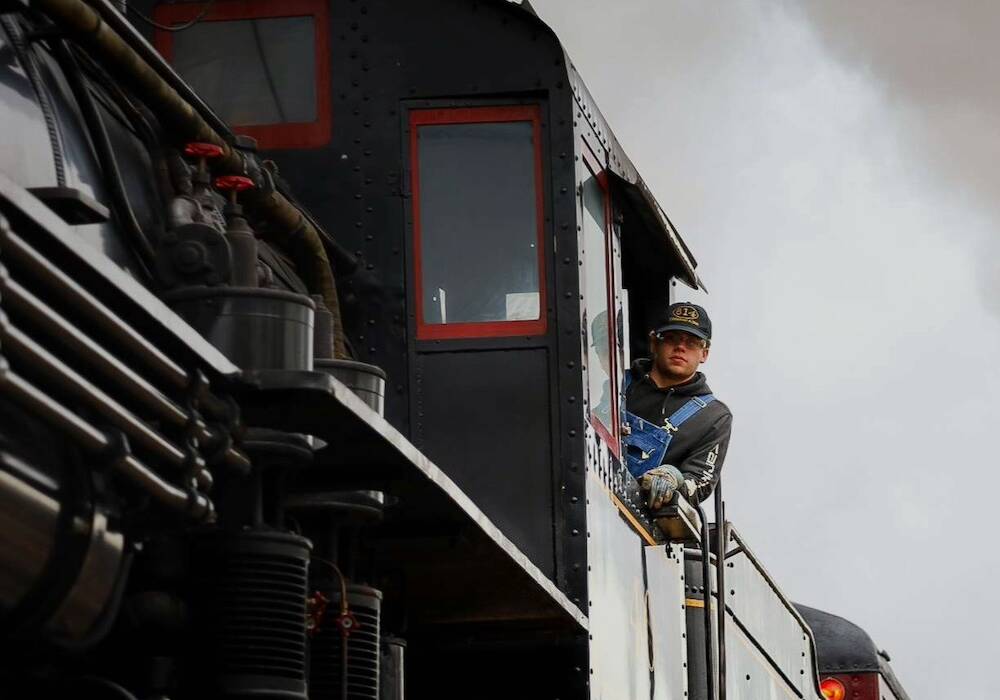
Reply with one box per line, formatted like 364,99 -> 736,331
639,465 -> 685,510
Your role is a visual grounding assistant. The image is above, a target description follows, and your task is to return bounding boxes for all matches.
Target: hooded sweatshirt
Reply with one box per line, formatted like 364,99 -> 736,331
625,359 -> 732,503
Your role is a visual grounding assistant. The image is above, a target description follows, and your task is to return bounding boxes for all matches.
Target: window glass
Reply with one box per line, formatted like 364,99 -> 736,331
172,17 -> 316,125
416,121 -> 541,328
582,172 -> 614,435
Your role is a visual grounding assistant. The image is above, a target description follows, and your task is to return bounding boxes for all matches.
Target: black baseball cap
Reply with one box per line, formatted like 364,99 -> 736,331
651,302 -> 712,341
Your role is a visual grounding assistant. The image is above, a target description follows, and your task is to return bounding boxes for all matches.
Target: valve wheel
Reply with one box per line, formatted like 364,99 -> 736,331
183,142 -> 225,158
214,175 -> 255,193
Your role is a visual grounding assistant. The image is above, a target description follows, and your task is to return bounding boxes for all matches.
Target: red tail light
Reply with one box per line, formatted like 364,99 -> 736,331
820,678 -> 846,700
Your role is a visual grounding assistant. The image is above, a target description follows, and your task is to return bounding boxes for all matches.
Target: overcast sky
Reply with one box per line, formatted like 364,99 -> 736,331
533,1 -> 998,697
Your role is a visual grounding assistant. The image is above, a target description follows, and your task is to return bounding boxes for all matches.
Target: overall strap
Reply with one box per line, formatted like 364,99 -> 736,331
664,394 -> 716,432
622,390 -> 716,479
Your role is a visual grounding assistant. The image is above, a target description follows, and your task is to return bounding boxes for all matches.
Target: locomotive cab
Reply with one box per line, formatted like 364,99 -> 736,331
141,0 -> 699,577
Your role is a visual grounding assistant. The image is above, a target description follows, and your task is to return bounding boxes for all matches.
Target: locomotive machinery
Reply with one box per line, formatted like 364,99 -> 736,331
0,1 -> 911,699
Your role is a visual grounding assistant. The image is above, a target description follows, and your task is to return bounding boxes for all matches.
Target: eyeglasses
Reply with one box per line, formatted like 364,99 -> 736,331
653,331 -> 708,349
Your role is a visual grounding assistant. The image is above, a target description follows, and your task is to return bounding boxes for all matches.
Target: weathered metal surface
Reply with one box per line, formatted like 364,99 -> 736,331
797,604 -> 911,700
0,18 -> 61,192
238,369 -> 588,631
880,673 -> 905,700
724,548 -> 815,696
723,617 -> 803,700
645,544 -> 688,700
414,348 -> 555,577
586,469 -> 650,700
0,172 -> 239,377
685,528 -> 830,700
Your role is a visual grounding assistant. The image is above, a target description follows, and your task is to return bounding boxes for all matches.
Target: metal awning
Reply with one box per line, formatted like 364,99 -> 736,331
608,171 -> 702,290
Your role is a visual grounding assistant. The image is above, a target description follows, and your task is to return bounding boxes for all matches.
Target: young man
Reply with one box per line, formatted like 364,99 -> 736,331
623,303 -> 732,509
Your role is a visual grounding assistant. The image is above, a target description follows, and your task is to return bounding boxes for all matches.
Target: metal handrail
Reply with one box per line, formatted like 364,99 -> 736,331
0,365 -> 212,519
0,321 -> 193,470
714,485 -> 727,700
692,498 -> 717,700
1,273 -> 247,474
1,228 -> 237,427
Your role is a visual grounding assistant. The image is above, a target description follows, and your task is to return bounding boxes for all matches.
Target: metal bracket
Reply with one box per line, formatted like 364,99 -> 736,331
653,493 -> 702,543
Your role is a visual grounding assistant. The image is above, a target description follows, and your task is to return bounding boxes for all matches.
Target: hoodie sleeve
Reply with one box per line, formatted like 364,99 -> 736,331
676,409 -> 732,503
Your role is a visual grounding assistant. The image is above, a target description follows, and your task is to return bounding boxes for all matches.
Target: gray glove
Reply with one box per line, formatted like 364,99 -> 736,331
639,464 -> 685,510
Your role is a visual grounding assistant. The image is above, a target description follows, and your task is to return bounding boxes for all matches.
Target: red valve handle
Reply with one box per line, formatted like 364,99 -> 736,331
306,591 -> 330,637
183,142 -> 224,158
214,175 -> 255,192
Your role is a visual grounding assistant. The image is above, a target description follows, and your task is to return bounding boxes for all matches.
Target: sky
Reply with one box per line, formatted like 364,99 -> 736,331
532,1 -> 998,697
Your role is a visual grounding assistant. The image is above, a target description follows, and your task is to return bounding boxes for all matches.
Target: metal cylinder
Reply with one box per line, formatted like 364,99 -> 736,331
0,448 -> 125,645
313,360 -> 387,416
0,454 -> 60,618
195,529 -> 312,700
380,636 -> 405,700
226,212 -> 259,288
312,294 -> 335,361
309,584 -> 382,700
166,287 -> 315,371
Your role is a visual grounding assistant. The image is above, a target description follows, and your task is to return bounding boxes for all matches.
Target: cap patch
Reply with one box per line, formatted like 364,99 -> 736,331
671,305 -> 700,326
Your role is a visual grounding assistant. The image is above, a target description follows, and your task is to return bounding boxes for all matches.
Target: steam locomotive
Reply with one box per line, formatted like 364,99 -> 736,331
0,0 -> 911,698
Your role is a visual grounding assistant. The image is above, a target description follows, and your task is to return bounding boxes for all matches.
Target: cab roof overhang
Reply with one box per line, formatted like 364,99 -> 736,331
491,0 -> 705,292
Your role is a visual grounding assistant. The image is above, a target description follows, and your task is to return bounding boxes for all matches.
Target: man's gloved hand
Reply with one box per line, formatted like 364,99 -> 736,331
639,465 -> 685,510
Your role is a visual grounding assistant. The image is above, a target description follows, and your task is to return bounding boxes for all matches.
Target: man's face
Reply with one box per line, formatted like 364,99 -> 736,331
649,330 -> 709,379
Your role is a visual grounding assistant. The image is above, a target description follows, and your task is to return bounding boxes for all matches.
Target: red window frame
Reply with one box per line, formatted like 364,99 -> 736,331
581,140 -> 620,456
154,0 -> 331,150
409,105 -> 547,340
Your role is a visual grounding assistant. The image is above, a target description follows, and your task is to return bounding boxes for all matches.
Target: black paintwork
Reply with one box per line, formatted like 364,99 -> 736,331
129,0 -> 586,594
128,0 -> 699,603
795,603 -> 911,700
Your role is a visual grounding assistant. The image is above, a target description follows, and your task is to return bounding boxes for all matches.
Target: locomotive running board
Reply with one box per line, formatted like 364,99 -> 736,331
235,369 -> 589,633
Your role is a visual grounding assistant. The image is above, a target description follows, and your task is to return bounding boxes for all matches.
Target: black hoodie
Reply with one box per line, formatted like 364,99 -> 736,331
625,359 -> 732,503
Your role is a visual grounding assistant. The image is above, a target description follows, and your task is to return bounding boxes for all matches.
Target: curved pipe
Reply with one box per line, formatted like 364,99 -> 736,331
88,0 -> 233,141
32,0 -> 348,357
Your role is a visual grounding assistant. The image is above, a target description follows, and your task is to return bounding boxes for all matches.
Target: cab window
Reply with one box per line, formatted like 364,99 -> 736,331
581,144 -> 618,448
410,106 -> 546,340
154,0 -> 331,149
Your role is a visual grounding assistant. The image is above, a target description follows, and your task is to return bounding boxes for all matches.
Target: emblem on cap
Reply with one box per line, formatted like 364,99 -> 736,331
671,305 -> 700,325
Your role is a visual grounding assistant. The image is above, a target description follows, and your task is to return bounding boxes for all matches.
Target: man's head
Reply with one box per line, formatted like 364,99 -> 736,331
647,303 -> 711,384
590,310 -> 611,373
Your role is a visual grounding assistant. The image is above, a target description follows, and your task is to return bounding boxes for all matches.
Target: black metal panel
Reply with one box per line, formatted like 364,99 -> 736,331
796,604 -> 879,674
414,349 -> 554,576
795,604 -> 912,700
133,0 -> 588,603
235,369 -> 587,633
406,631 -> 586,700
131,0 -> 591,614
217,0 -> 576,441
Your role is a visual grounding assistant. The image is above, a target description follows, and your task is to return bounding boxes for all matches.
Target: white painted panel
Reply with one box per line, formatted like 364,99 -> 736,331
646,544 -> 688,700
587,470 -> 650,700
